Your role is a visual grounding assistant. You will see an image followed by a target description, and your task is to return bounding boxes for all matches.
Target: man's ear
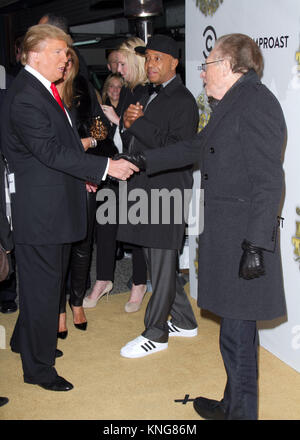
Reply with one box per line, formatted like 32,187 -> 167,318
172,57 -> 179,71
222,58 -> 232,76
27,51 -> 39,67
31,51 -> 40,63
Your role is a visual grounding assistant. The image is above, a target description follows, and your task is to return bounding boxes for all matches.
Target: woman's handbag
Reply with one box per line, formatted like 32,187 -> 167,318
89,116 -> 108,141
0,244 -> 9,282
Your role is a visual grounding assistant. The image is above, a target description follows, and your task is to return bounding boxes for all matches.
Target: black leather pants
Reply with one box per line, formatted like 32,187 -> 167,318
59,192 -> 96,313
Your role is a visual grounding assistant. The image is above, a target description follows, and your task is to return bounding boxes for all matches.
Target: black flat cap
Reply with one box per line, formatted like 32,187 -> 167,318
135,34 -> 178,59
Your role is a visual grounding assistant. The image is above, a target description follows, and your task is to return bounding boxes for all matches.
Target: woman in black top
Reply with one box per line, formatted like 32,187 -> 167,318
95,37 -> 149,314
56,48 -> 117,337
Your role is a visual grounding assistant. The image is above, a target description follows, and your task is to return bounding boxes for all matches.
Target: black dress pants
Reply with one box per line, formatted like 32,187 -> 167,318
220,318 -> 258,420
60,192 -> 96,312
142,248 -> 197,343
96,181 -> 147,284
11,243 -> 71,384
0,252 -> 17,302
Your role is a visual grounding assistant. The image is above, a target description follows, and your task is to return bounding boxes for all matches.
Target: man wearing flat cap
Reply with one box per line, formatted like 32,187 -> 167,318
117,34 -> 199,358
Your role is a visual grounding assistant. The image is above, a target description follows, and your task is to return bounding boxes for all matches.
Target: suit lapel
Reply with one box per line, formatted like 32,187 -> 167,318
23,70 -> 84,151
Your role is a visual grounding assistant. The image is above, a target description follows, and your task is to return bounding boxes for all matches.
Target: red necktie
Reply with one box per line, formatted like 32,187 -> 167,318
50,83 -> 66,114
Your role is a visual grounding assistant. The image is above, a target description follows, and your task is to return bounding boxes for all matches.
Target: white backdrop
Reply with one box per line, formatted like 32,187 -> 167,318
186,0 -> 300,373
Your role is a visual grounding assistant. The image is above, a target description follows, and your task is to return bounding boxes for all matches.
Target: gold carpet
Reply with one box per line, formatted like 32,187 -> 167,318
0,286 -> 300,421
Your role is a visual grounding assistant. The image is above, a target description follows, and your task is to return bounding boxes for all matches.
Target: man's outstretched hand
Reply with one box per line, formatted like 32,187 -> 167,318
107,157 -> 139,181
113,152 -> 146,171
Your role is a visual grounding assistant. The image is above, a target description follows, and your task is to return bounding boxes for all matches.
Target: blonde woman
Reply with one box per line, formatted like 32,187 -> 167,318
86,38 -> 148,313
101,37 -> 148,129
100,73 -> 124,128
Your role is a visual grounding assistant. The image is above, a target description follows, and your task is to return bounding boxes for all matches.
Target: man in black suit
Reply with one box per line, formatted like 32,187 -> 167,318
0,74 -> 18,315
117,35 -> 199,359
0,89 -> 14,407
0,24 -> 137,392
124,33 -> 287,419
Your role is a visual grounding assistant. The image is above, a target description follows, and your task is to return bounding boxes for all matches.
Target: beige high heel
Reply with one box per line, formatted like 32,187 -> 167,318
124,284 -> 147,313
83,281 -> 113,308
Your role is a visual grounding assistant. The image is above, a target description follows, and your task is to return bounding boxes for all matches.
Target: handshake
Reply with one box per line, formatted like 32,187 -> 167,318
107,152 -> 147,181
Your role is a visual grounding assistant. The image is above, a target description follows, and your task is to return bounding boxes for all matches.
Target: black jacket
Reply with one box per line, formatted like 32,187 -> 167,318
0,89 -> 13,251
0,68 -> 108,245
117,75 -> 199,250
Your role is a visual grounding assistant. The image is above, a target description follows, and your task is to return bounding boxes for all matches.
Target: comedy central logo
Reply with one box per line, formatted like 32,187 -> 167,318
196,25 -> 218,131
195,0 -> 224,16
292,207 -> 300,265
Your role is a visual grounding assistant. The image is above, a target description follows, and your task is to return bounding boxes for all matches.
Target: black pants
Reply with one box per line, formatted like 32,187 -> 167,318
11,243 -> 71,384
142,248 -> 197,343
60,192 -> 96,312
96,181 -> 147,284
0,252 -> 17,302
220,318 -> 258,420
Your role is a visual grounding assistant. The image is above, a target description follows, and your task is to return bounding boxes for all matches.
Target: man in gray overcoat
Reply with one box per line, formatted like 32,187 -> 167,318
122,33 -> 287,420
117,35 -> 199,359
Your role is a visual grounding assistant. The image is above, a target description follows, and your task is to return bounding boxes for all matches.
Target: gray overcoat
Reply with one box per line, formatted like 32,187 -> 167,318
145,70 -> 287,321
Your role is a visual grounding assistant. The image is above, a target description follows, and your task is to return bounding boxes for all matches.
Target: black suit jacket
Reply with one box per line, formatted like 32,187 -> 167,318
0,69 -> 107,245
117,75 -> 199,250
0,89 -> 13,251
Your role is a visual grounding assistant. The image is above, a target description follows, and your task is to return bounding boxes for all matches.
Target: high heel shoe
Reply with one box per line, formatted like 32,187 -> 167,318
69,301 -> 88,330
57,330 -> 68,339
82,281 -> 113,309
74,322 -> 87,331
124,285 -> 147,313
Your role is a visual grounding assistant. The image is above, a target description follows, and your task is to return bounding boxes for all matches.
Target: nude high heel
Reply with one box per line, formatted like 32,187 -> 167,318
124,284 -> 147,313
83,281 -> 113,308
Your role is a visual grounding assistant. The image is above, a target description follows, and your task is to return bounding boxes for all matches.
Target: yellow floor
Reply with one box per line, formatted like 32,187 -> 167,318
0,287 -> 299,420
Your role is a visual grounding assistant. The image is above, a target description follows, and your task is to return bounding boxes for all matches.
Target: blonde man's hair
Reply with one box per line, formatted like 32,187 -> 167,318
117,36 -> 148,89
21,24 -> 73,66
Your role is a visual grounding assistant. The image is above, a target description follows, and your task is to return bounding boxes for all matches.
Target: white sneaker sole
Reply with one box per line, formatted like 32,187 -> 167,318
167,321 -> 198,337
120,336 -> 168,358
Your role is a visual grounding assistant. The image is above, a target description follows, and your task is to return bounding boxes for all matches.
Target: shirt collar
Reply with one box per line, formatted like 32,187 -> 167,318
161,75 -> 176,88
25,64 -> 52,93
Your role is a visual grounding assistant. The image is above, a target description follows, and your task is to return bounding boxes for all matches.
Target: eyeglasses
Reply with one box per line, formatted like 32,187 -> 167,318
197,59 -> 224,72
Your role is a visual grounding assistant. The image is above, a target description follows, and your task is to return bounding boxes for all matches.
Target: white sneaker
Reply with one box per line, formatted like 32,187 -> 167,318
167,321 -> 198,337
120,335 -> 168,359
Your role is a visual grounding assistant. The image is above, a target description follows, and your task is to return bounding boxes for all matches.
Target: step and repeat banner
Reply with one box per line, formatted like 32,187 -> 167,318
186,0 -> 300,372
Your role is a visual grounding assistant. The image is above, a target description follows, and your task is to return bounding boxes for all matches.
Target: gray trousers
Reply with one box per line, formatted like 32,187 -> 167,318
142,247 -> 197,343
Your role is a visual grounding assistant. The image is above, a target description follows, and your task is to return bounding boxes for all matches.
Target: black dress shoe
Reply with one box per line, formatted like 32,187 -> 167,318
37,376 -> 73,392
74,322 -> 87,331
0,300 -> 17,314
55,349 -> 63,358
57,330 -> 68,339
193,396 -> 226,420
0,397 -> 9,407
